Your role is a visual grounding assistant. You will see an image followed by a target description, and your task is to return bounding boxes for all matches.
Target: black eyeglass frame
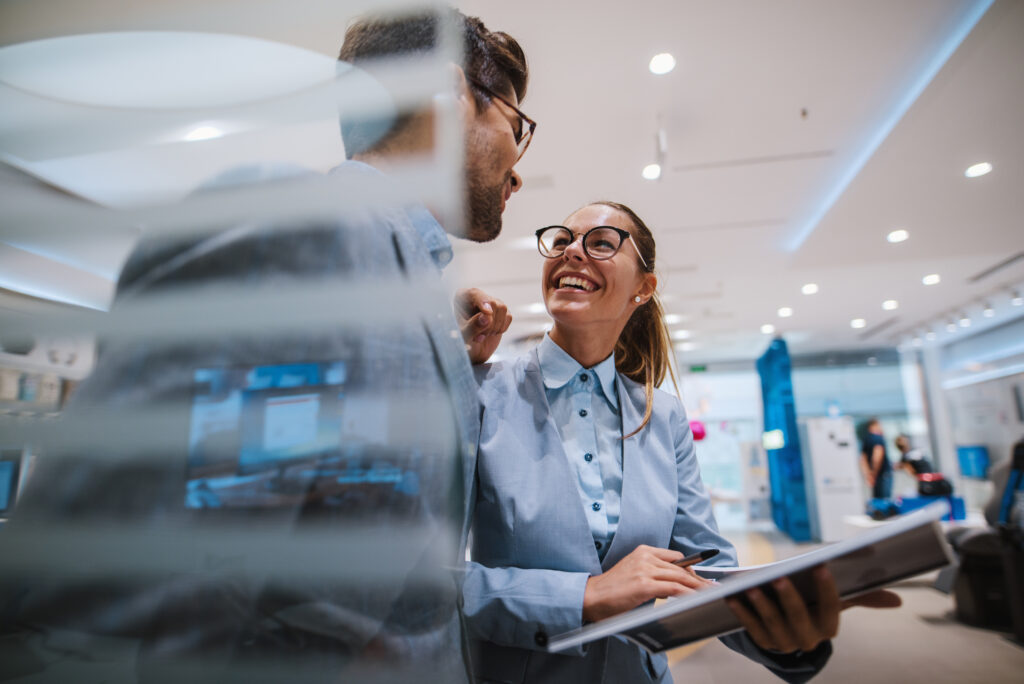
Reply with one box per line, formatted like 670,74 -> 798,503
534,225 -> 649,270
466,75 -> 536,160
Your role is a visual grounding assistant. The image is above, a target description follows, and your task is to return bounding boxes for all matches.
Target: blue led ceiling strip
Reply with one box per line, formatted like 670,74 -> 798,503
786,0 -> 995,252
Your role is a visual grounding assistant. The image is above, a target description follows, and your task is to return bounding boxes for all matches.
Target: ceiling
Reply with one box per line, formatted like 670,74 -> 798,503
1,0 -> 1022,364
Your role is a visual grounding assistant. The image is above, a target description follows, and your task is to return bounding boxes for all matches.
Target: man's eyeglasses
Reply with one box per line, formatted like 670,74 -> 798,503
535,225 -> 649,270
466,76 -> 536,161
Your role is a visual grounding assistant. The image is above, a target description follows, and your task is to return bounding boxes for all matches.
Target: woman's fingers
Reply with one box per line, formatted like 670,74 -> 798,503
812,566 -> 841,640
771,577 -> 829,652
745,586 -> 798,653
843,589 -> 902,610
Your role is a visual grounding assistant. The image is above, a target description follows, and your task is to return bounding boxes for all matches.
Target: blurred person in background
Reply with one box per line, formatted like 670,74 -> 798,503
859,418 -> 893,500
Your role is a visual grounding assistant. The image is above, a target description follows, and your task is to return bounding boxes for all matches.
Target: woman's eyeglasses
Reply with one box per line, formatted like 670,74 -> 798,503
535,225 -> 648,270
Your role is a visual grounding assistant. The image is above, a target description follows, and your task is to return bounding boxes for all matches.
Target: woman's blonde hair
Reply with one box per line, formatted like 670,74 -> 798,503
588,201 -> 679,438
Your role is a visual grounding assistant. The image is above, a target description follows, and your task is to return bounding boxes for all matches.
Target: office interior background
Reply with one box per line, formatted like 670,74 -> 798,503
1,0 -> 1023,682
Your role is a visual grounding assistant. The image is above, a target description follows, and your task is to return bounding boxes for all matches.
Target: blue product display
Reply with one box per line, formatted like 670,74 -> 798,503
898,495 -> 966,520
957,445 -> 990,479
756,338 -> 811,542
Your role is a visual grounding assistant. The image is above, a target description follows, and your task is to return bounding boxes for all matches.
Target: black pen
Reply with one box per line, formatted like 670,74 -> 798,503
672,548 -> 719,568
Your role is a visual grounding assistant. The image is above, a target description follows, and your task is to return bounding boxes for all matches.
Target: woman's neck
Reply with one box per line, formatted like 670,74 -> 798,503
549,324 -> 617,369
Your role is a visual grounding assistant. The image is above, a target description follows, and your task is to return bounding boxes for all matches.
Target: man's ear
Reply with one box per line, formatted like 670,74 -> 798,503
449,64 -> 475,118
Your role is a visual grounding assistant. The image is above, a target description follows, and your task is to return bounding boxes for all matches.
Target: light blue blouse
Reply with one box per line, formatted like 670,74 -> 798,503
536,334 -> 622,559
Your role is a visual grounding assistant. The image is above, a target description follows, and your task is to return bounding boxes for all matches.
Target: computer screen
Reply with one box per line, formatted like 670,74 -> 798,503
185,361 -> 421,512
0,452 -> 21,515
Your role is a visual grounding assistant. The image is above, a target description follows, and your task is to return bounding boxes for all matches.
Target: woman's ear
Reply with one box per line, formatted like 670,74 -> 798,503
635,273 -> 658,304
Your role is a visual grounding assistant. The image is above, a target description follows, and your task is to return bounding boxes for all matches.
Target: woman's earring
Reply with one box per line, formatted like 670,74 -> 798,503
634,296 -> 642,303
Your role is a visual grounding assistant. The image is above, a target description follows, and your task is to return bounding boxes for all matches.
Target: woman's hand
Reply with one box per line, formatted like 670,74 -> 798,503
454,288 -> 512,364
726,565 -> 901,654
582,545 -> 713,623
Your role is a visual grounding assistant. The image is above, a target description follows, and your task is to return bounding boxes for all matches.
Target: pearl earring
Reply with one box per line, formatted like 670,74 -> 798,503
634,296 -> 642,303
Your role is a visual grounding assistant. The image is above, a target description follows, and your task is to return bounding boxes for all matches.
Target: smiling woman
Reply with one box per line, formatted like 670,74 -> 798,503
463,201 -> 848,684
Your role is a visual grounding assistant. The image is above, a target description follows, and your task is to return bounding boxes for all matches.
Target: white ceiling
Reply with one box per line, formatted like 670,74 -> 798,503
1,0 -> 1022,362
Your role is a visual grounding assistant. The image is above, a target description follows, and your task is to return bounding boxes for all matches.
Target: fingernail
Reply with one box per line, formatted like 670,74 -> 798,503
481,302 -> 493,313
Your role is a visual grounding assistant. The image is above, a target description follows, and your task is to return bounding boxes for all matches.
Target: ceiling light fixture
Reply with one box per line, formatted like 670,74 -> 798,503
925,331 -> 937,341
912,337 -> 923,347
676,342 -> 696,352
886,229 -> 909,243
964,161 -> 992,178
801,283 -> 819,295
983,302 -> 995,318
946,320 -> 957,333
641,163 -> 661,180
882,299 -> 899,311
523,302 -> 547,315
671,329 -> 692,340
777,307 -> 793,318
664,314 -> 685,325
760,324 -> 775,335
922,274 -> 941,286
959,314 -> 971,328
183,124 -> 223,141
649,53 -> 676,75
850,318 -> 866,329
1012,291 -> 1023,307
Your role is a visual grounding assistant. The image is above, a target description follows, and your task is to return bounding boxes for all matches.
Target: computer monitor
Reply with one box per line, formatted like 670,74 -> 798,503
0,450 -> 22,516
186,361 -> 351,508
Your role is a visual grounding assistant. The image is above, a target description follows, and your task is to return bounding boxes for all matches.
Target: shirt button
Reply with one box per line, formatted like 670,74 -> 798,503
594,540 -> 603,550
580,373 -> 589,382
579,409 -> 588,417
584,453 -> 593,462
592,502 -> 601,512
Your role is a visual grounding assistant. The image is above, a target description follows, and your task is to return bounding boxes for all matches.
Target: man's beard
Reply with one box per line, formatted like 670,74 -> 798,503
463,172 -> 505,243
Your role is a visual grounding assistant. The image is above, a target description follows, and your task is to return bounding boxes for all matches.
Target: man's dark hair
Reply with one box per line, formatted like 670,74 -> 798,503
338,7 -> 529,157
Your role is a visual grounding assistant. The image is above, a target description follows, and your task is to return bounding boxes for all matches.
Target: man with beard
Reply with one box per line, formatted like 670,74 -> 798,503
2,7 -> 529,684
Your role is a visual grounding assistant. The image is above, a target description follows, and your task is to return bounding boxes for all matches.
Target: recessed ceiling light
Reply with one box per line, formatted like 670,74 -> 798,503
882,299 -> 899,311
946,321 -> 957,333
642,163 -> 662,180
664,314 -> 686,325
649,53 -> 676,75
676,342 -> 696,352
922,274 -> 941,286
671,329 -> 692,340
760,324 -> 775,334
886,229 -> 909,243
959,314 -> 971,328
777,307 -> 793,318
801,283 -> 819,295
964,162 -> 992,178
523,302 -> 547,315
850,318 -> 866,329
925,331 -> 937,341
183,125 -> 223,141
1012,291 -> 1023,307
983,303 -> 995,318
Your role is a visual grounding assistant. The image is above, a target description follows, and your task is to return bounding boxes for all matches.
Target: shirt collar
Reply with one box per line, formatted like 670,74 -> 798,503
405,204 -> 454,270
537,334 -> 618,408
330,160 -> 454,271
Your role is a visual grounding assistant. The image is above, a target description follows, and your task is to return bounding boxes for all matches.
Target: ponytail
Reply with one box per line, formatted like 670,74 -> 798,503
590,201 -> 680,438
